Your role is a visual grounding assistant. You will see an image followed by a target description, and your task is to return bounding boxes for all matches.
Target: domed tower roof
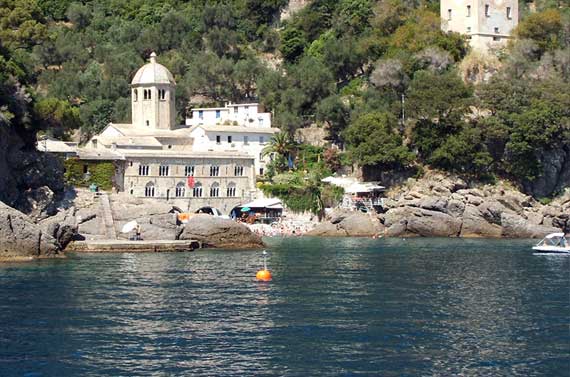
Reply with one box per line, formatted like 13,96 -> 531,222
131,52 -> 176,86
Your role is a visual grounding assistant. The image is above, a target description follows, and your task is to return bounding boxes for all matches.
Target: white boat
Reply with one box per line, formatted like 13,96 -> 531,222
532,233 -> 570,254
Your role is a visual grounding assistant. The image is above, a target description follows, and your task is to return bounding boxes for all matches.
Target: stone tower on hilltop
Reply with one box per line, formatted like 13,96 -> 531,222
441,0 -> 519,52
131,52 -> 176,130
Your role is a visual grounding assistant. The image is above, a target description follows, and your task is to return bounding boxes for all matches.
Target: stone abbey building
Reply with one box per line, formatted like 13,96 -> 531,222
72,53 -> 278,214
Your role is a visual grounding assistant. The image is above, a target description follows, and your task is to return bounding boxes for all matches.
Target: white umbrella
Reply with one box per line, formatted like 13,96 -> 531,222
121,220 -> 138,233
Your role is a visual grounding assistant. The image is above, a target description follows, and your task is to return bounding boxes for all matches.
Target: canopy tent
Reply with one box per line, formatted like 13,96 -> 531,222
322,176 -> 385,193
239,198 -> 283,209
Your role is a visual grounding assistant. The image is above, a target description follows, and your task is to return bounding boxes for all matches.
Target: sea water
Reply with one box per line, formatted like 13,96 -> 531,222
0,237 -> 568,376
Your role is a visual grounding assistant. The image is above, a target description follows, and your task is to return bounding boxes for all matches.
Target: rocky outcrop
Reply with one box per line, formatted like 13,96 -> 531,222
523,147 -> 570,198
377,171 -> 567,238
0,126 -> 64,215
179,214 -> 264,248
38,207 -> 79,249
307,210 -> 384,237
0,201 -> 62,260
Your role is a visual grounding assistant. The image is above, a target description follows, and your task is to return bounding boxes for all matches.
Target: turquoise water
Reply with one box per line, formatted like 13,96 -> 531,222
0,238 -> 568,376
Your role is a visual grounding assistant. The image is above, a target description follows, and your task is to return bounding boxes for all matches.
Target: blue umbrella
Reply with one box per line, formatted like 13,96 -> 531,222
241,207 -> 251,212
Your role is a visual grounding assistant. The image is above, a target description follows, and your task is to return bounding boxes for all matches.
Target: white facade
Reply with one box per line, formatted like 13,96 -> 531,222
441,0 -> 518,52
186,103 -> 271,129
75,52 -> 258,212
186,103 -> 278,175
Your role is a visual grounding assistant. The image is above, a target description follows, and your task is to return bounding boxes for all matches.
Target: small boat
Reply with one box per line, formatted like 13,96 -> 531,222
533,233 -> 570,254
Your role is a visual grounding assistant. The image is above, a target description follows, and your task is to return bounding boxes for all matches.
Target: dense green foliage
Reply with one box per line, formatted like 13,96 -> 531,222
63,159 -> 116,190
0,0 -> 568,198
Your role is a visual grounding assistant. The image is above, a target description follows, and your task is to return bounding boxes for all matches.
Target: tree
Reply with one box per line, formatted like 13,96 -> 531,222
262,132 -> 297,162
515,9 -> 564,55
343,112 -> 414,168
280,26 -> 307,63
316,95 -> 351,144
407,70 -> 473,122
34,97 -> 81,139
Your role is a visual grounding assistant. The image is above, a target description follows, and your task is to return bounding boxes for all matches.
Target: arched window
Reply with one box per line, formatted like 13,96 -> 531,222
175,182 -> 185,197
148,89 -> 151,100
193,182 -> 203,198
159,89 -> 166,100
133,89 -> 138,102
143,90 -> 147,100
210,182 -> 220,197
145,182 -> 155,197
226,182 -> 236,197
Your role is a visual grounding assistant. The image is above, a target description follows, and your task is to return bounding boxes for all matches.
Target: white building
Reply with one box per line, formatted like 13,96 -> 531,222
66,53 -> 259,213
441,0 -> 518,52
186,103 -> 279,176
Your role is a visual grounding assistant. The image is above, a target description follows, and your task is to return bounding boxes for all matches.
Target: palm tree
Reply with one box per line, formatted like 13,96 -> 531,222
261,132 -> 297,172
261,132 -> 296,158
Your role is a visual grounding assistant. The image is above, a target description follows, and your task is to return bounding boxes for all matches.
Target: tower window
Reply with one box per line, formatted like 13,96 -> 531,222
185,165 -> 195,176
234,165 -> 244,176
506,7 -> 512,19
139,165 -> 149,176
145,182 -> 155,197
210,183 -> 220,197
175,182 -> 185,197
146,120 -> 150,127
159,165 -> 169,176
134,89 -> 138,102
467,5 -> 471,17
158,89 -> 166,100
448,9 -> 452,21
485,4 -> 490,17
193,183 -> 203,197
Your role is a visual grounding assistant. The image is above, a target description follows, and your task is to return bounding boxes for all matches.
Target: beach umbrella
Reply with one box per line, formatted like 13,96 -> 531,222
121,220 -> 138,233
241,207 -> 251,212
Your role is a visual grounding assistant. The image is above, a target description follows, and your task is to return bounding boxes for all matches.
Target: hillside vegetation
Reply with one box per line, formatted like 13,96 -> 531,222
0,0 -> 569,201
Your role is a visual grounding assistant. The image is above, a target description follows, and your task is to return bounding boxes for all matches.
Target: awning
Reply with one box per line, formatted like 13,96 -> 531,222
239,198 -> 283,209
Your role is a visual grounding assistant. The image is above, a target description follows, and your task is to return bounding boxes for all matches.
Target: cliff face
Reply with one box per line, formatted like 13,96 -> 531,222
523,146 -> 570,198
0,126 -> 64,219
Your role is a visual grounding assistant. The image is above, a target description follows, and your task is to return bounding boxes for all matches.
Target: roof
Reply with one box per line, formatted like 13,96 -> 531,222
77,148 -> 125,161
546,233 -> 566,239
36,138 -> 78,153
240,198 -> 283,209
96,136 -> 164,148
105,123 -> 194,138
198,125 -> 280,134
119,149 -> 254,159
131,52 -> 176,86
322,176 -> 385,193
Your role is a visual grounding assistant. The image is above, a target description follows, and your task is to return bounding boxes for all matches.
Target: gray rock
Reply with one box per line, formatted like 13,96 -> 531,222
306,222 -> 348,237
179,214 -> 264,248
405,209 -> 462,237
0,201 -> 61,260
446,199 -> 466,218
39,207 -> 78,249
501,212 -> 562,238
460,205 -> 502,238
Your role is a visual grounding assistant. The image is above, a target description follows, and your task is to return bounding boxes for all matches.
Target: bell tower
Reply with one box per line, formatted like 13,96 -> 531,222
131,52 -> 176,130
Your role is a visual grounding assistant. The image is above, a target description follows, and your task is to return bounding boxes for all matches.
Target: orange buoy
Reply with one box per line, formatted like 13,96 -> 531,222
256,250 -> 272,281
256,269 -> 272,281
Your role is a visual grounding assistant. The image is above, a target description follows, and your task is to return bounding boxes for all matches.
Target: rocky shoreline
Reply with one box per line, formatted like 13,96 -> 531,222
1,172 -> 568,261
309,172 -> 569,238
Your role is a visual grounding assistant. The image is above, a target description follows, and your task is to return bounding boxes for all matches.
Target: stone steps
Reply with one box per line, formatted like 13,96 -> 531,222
98,193 -> 117,240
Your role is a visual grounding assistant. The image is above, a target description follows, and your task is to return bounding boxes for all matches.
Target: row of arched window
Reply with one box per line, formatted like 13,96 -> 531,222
143,182 -> 238,198
132,89 -> 168,102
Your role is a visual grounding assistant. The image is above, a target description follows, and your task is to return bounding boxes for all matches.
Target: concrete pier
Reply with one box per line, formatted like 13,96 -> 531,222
68,239 -> 202,253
